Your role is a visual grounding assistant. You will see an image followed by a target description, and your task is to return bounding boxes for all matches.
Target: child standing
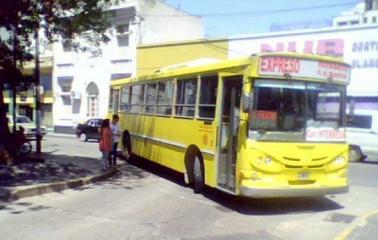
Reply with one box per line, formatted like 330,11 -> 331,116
99,119 -> 112,170
109,114 -> 121,166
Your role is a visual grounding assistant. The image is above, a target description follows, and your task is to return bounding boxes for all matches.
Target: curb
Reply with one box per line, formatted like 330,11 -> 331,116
0,167 -> 118,202
46,133 -> 77,139
335,209 -> 378,240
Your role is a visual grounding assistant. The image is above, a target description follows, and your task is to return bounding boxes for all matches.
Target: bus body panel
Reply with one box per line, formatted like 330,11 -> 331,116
237,141 -> 348,197
119,112 -> 218,187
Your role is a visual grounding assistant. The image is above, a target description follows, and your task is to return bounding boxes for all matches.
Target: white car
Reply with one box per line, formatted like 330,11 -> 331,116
7,115 -> 47,140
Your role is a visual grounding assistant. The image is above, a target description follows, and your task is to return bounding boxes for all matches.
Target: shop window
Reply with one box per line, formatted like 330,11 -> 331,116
117,35 -> 129,47
41,74 -> 52,91
57,76 -> 73,93
62,40 -> 72,52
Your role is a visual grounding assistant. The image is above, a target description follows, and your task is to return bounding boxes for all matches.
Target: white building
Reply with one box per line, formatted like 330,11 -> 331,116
227,24 -> 378,112
333,0 -> 378,26
52,0 -> 204,133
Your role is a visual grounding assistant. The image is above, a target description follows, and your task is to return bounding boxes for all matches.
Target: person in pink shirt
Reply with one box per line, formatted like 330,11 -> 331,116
99,119 -> 112,170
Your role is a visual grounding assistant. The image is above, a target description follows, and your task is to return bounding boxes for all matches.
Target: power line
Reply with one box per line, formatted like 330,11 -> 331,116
141,1 -> 360,18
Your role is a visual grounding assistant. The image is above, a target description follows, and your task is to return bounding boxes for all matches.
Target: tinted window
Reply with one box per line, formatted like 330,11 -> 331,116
16,116 -> 32,123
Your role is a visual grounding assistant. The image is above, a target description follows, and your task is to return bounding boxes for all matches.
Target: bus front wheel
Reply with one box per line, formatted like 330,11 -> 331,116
193,155 -> 204,193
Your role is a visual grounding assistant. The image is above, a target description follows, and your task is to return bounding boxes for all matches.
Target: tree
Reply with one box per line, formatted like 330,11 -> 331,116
0,0 -> 112,160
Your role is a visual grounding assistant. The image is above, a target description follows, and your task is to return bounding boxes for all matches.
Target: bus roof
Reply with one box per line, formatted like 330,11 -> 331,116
111,52 -> 350,86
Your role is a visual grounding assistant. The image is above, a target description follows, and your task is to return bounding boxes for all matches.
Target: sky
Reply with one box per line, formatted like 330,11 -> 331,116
163,0 -> 363,37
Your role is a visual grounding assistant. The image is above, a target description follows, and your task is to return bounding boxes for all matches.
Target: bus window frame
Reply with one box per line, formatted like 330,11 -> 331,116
197,74 -> 219,121
156,79 -> 174,117
108,88 -> 114,112
174,76 -> 198,118
119,85 -> 131,113
129,84 -> 145,114
143,82 -> 158,115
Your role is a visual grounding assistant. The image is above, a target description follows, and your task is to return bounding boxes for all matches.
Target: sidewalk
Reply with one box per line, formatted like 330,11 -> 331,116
0,153 -> 118,202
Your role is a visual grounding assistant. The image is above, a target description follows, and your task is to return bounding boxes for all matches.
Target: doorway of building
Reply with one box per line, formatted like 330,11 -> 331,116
86,82 -> 99,118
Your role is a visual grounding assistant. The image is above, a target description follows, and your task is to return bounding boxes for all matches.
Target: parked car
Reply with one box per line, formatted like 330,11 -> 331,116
7,115 -> 47,140
76,118 -> 103,142
349,144 -> 367,162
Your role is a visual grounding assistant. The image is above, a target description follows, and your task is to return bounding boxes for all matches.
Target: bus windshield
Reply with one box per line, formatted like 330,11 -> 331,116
249,79 -> 346,142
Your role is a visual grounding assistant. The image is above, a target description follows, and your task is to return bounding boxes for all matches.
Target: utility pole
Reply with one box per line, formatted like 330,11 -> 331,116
12,25 -> 17,134
34,27 -> 42,154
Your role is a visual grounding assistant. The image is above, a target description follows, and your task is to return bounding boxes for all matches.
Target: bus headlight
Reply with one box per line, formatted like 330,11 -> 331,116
257,156 -> 272,165
334,156 -> 345,165
254,155 -> 282,173
326,154 -> 348,172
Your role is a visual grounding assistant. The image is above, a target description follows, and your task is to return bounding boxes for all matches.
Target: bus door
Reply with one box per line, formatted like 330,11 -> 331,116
217,76 -> 242,191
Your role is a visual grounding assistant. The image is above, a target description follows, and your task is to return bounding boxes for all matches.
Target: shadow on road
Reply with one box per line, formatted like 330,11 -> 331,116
114,156 -> 344,215
357,160 -> 378,165
88,155 -> 185,192
203,188 -> 343,215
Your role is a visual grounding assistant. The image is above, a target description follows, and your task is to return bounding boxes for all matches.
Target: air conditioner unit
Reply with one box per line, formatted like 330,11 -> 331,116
70,91 -> 82,99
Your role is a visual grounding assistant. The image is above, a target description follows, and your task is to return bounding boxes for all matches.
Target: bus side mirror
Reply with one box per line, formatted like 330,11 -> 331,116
242,93 -> 253,113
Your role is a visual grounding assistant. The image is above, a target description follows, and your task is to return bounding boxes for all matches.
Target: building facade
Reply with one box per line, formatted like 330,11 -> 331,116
333,0 -> 378,27
137,27 -> 378,115
3,57 -> 54,129
52,0 -> 204,133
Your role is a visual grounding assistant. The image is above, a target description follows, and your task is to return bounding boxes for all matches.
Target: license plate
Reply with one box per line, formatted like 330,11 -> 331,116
298,172 -> 310,180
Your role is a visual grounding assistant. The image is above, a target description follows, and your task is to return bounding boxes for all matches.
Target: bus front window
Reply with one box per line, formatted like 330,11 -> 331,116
249,79 -> 346,142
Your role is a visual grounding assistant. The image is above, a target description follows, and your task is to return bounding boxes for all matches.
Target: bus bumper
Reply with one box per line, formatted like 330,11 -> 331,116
239,185 -> 348,198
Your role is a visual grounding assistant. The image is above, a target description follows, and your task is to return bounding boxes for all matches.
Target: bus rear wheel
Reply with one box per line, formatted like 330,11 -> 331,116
193,155 -> 204,193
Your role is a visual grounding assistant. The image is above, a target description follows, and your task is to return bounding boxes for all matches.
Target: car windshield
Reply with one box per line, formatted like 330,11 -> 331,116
249,79 -> 346,142
16,116 -> 32,124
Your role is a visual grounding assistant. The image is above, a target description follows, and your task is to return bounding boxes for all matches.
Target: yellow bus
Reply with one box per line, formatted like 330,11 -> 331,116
109,52 -> 350,198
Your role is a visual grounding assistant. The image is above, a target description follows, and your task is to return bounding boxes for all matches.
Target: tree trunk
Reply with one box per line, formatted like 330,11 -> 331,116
0,84 -> 15,164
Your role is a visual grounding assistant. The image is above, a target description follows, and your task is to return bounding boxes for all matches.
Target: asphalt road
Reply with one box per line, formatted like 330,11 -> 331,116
1,135 -> 378,240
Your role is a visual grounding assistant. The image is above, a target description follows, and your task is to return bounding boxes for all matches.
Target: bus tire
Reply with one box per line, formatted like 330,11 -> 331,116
193,154 -> 205,193
122,130 -> 132,161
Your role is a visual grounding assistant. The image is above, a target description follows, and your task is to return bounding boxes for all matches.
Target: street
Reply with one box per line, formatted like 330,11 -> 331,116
1,135 -> 378,240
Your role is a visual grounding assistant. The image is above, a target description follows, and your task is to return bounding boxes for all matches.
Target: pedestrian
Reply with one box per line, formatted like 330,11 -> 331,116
99,119 -> 112,170
109,114 -> 121,166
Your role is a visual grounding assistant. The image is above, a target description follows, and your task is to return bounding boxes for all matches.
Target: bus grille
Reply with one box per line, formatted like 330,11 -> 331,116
288,180 -> 315,185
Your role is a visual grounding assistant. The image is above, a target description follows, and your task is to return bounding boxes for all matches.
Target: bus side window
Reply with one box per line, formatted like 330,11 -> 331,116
157,80 -> 174,115
199,75 -> 218,119
120,85 -> 131,112
144,83 -> 157,114
130,84 -> 144,113
108,89 -> 114,111
175,78 -> 197,117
